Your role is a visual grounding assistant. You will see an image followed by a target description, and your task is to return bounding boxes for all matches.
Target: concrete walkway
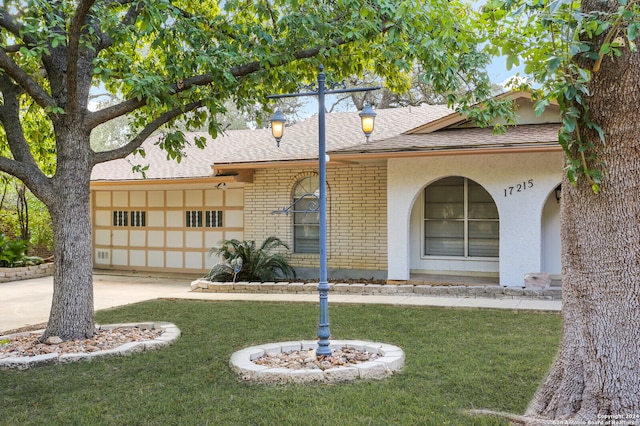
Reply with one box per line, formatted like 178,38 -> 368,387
1,273 -> 562,334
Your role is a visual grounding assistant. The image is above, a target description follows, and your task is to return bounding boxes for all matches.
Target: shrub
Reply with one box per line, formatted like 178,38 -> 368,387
0,177 -> 53,255
27,201 -> 53,254
206,237 -> 296,282
0,234 -> 44,267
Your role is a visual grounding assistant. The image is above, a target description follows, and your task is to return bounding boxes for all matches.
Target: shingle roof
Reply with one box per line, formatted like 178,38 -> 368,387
91,104 -> 453,181
90,103 -> 561,182
331,124 -> 561,155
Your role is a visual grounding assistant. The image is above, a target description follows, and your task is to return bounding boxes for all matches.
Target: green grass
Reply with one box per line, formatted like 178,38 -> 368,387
0,301 -> 561,425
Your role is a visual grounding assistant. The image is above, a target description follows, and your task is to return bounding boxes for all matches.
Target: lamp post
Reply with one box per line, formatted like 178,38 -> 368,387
268,65 -> 379,357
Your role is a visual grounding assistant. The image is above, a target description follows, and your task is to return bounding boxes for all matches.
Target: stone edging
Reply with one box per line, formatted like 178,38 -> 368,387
192,279 -> 562,301
0,263 -> 54,283
0,322 -> 180,370
230,340 -> 404,384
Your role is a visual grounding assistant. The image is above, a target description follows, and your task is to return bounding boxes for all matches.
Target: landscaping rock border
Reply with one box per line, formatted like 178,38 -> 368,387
0,322 -> 180,370
230,340 -> 404,384
191,279 -> 562,300
0,263 -> 54,283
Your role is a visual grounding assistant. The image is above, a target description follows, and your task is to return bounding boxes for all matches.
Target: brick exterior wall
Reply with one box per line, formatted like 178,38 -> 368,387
244,164 -> 388,274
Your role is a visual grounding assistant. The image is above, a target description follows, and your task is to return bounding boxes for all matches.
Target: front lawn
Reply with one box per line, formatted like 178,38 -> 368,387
0,300 -> 561,425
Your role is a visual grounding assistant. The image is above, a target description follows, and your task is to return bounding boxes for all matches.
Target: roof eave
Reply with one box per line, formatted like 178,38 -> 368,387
90,175 -> 227,187
404,91 -> 554,135
328,143 -> 562,161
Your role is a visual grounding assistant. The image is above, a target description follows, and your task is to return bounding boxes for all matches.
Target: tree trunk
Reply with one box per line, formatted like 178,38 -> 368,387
525,4 -> 640,421
41,129 -> 95,340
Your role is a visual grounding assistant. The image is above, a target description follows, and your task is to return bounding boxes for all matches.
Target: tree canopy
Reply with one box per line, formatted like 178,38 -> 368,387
0,0 -> 506,182
0,0 -> 506,340
480,0 -> 640,192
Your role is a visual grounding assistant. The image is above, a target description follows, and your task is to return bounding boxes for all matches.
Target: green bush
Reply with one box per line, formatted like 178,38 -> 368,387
0,178 -> 53,254
206,237 -> 297,282
27,204 -> 53,253
0,234 -> 44,267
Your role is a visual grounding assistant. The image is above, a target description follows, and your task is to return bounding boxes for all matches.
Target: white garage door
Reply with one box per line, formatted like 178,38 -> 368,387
92,186 -> 244,273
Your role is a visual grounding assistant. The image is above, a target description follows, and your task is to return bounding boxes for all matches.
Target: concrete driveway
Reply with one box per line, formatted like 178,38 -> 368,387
1,273 -> 197,333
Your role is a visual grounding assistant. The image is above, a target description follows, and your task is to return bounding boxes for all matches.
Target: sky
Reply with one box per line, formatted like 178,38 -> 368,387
486,56 -> 527,87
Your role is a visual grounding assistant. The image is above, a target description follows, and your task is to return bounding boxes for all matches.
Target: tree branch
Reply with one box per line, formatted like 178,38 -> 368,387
91,100 -> 203,165
0,48 -> 57,110
86,37 -> 348,129
3,44 -> 23,53
0,7 -> 38,47
0,156 -> 53,204
0,156 -> 32,183
66,0 -> 96,114
98,0 -> 143,50
88,69 -> 236,128
0,76 -> 40,170
264,0 -> 279,34
0,73 -> 54,203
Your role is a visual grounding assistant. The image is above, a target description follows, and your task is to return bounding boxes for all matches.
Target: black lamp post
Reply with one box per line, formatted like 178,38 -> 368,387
268,65 -> 379,357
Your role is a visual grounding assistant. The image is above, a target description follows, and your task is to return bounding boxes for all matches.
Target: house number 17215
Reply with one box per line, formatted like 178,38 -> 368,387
504,179 -> 534,196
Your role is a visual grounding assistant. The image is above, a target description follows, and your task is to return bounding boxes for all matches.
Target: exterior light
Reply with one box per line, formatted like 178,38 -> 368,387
270,109 -> 286,147
359,102 -> 377,142
555,185 -> 562,203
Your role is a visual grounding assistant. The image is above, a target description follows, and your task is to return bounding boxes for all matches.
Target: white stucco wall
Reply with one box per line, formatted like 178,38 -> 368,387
388,151 -> 563,286
542,190 -> 562,277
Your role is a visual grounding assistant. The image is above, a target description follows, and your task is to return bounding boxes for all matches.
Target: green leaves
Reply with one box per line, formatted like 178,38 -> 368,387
207,237 -> 297,282
480,0 -> 640,193
534,98 -> 551,115
156,131 -> 187,163
1,0 -> 502,181
0,234 -> 42,267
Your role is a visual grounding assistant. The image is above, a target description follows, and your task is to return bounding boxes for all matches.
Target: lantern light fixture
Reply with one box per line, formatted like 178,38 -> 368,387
269,109 -> 286,147
359,102 -> 377,142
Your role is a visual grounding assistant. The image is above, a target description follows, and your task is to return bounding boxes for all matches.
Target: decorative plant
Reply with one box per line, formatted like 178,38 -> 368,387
0,234 -> 44,267
206,237 -> 297,282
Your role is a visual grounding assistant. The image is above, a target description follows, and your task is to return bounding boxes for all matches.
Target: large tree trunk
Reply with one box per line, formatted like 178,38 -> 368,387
41,128 -> 95,340
525,2 -> 640,421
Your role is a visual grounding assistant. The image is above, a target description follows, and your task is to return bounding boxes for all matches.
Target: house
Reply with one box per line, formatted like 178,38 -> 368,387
90,92 -> 562,287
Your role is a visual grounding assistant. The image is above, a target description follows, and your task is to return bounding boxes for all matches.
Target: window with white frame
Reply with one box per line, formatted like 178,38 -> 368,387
113,210 -> 128,227
293,176 -> 320,254
113,210 -> 146,227
205,210 -> 223,227
186,210 -> 223,228
186,210 -> 203,228
423,177 -> 499,257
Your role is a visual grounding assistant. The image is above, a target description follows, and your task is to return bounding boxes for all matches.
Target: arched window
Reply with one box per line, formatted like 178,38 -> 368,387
424,177 -> 499,257
293,176 -> 320,254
